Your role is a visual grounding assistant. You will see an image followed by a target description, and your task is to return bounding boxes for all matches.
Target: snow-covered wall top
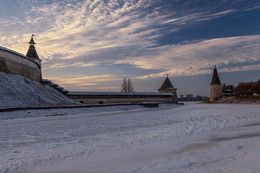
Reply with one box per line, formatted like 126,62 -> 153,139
0,46 -> 41,82
68,92 -> 175,104
0,46 -> 40,68
68,92 -> 173,96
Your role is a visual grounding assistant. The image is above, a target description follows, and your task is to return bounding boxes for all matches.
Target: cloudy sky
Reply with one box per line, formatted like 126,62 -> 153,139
0,0 -> 260,96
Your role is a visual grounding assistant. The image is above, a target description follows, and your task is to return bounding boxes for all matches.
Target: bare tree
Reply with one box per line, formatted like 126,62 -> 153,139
127,78 -> 134,92
121,77 -> 127,92
235,82 -> 254,96
251,82 -> 260,95
226,79 -> 260,97
120,78 -> 135,92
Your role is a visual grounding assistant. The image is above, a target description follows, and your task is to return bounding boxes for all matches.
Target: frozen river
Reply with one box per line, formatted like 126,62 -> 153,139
1,103 -> 260,172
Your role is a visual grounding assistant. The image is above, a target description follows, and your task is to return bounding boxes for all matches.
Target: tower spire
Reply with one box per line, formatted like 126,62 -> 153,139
26,34 -> 39,59
28,34 -> 36,45
210,66 -> 221,85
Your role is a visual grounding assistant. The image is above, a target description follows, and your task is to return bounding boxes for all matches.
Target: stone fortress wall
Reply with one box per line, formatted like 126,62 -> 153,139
67,92 -> 175,104
0,47 -> 41,82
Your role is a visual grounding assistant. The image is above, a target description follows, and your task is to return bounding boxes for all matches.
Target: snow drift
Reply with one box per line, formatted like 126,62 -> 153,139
0,72 -> 77,108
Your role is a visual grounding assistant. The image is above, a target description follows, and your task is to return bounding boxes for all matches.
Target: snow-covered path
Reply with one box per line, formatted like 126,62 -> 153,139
1,103 -> 260,172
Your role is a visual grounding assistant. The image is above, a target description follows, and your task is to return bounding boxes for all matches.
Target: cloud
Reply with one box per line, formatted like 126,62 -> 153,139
0,0 -> 240,62
134,35 -> 260,78
43,34 -> 260,90
46,73 -> 121,91
49,74 -> 118,84
161,9 -> 235,25
0,0 -> 259,92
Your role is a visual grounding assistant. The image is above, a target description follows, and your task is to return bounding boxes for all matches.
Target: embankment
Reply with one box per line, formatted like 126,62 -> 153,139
0,72 -> 77,108
215,96 -> 260,104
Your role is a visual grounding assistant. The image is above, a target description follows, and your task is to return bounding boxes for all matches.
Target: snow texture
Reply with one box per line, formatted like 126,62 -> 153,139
1,103 -> 260,172
0,105 -> 144,121
0,72 -> 77,108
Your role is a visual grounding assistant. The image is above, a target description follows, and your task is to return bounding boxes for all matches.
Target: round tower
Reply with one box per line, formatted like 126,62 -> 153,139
210,66 -> 222,103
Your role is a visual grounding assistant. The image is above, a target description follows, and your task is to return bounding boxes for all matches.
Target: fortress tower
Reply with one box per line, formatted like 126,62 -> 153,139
0,35 -> 42,82
158,75 -> 178,102
26,34 -> 42,68
210,66 -> 222,103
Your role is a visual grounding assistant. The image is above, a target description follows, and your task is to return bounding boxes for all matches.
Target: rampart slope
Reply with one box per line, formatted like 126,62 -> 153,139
0,72 -> 77,108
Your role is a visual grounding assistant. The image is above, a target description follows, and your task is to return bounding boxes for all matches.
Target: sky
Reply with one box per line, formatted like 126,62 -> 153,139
0,0 -> 260,96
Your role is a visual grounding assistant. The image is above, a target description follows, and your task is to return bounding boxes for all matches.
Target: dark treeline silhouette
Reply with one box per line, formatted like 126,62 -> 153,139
223,79 -> 260,97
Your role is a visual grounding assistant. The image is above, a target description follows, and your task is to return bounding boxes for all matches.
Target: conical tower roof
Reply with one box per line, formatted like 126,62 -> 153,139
28,35 -> 36,44
210,66 -> 221,85
159,75 -> 175,90
26,34 -> 39,59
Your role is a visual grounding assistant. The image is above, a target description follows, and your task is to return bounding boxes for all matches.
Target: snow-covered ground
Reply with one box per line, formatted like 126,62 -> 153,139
0,105 -> 144,121
1,103 -> 260,172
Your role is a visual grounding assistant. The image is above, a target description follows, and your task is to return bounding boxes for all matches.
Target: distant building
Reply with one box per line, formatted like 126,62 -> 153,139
178,94 -> 208,102
210,66 -> 222,103
186,94 -> 193,98
158,75 -> 178,103
186,94 -> 193,101
222,89 -> 233,97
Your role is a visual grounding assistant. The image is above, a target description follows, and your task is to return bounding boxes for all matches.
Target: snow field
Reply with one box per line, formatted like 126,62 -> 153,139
0,103 -> 260,172
0,105 -> 144,121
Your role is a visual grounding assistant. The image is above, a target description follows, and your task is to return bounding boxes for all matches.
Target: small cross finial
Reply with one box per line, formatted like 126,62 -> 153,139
29,34 -> 36,45
167,74 -> 168,77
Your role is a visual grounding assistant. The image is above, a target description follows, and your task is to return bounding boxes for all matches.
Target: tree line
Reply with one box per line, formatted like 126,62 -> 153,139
222,79 -> 260,96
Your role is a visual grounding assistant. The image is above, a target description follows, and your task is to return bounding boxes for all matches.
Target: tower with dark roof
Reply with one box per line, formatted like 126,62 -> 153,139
158,75 -> 178,102
26,34 -> 42,67
210,66 -> 222,102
